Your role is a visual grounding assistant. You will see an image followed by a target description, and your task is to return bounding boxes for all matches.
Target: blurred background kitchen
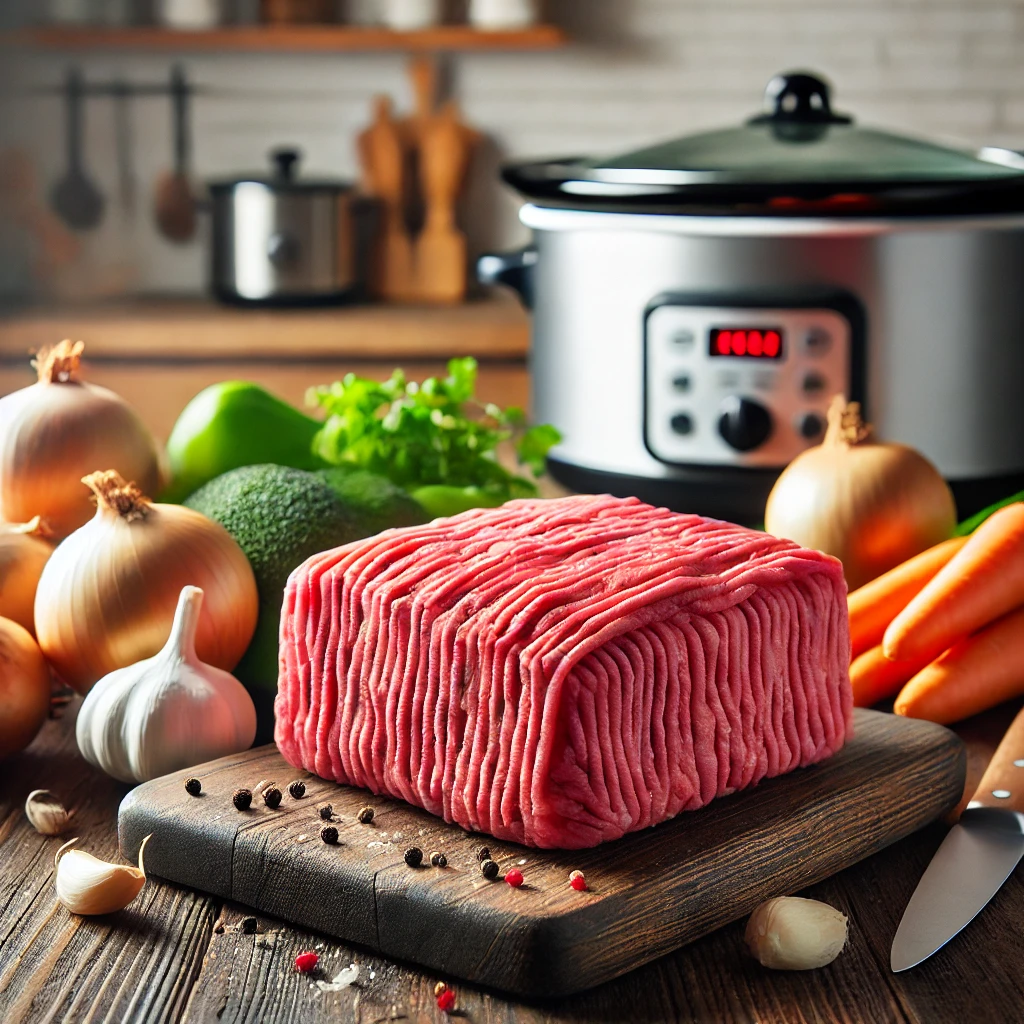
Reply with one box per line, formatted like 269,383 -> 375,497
1,0 -> 1023,445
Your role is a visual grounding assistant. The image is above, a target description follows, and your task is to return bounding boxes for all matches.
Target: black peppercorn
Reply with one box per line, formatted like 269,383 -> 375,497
430,851 -> 447,868
404,847 -> 423,868
288,780 -> 306,799
263,786 -> 282,809
480,858 -> 499,880
233,788 -> 252,811
319,804 -> 333,821
476,846 -> 491,862
240,916 -> 258,935
321,825 -> 339,845
357,805 -> 374,824
184,777 -> 202,797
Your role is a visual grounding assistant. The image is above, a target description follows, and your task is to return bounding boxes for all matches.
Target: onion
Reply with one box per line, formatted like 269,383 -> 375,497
35,470 -> 258,694
0,616 -> 51,759
0,341 -> 163,538
0,517 -> 53,635
765,397 -> 956,591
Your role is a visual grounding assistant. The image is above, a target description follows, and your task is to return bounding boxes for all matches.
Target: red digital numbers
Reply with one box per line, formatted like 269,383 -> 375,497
709,328 -> 783,360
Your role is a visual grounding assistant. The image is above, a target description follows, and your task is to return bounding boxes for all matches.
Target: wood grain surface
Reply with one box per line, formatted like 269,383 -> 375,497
117,710 -> 964,997
3,700 -> 1024,1023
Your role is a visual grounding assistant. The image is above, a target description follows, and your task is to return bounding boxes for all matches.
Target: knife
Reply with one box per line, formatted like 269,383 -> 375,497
891,705 -> 1024,972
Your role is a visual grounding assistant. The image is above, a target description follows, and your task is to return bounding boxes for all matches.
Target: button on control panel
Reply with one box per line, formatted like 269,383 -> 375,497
645,303 -> 852,468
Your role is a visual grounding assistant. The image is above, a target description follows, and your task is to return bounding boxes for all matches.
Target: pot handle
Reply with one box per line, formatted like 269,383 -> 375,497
477,247 -> 537,309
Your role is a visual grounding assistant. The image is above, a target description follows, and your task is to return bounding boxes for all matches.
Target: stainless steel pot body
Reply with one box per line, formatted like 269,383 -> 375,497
515,204 -> 1024,519
211,182 -> 356,304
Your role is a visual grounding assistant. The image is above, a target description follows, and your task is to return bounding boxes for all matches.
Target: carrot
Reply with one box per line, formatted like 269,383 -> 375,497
850,644 -> 933,708
894,604 -> 1024,724
847,536 -> 967,658
883,502 -> 1024,664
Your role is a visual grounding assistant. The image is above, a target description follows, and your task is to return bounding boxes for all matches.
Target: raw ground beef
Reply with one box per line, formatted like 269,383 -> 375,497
275,495 -> 852,849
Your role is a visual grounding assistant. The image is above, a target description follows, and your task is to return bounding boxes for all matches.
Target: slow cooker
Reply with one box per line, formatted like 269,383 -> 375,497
480,72 -> 1024,522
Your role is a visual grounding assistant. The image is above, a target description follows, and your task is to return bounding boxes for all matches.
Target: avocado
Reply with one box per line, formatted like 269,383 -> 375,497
185,464 -> 362,741
316,467 -> 426,534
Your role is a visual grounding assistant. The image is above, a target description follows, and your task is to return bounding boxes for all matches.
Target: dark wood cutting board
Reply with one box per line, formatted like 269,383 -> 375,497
118,709 -> 964,997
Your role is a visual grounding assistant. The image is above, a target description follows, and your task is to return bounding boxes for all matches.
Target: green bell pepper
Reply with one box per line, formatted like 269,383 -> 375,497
411,485 -> 507,519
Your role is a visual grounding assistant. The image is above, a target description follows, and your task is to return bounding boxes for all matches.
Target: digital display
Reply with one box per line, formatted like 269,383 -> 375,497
709,327 -> 784,360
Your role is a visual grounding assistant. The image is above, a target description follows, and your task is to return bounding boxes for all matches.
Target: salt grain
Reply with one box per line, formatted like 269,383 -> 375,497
315,963 -> 360,992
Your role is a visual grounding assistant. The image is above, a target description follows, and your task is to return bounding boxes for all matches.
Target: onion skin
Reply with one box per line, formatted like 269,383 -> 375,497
765,398 -> 956,591
34,472 -> 258,694
0,616 -> 51,760
0,342 -> 162,538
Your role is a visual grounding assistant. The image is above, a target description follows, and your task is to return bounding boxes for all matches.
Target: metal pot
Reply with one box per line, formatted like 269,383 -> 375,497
483,72 -> 1024,522
209,148 -> 357,306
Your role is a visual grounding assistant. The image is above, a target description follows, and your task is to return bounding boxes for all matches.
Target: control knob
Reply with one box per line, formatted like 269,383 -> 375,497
718,396 -> 773,452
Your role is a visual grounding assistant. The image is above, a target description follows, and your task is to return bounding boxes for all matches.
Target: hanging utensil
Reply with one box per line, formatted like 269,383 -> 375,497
154,64 -> 197,243
50,68 -> 105,232
112,78 -> 136,217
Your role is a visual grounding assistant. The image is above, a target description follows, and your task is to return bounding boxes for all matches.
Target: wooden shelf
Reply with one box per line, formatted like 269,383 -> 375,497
0,292 -> 530,362
3,23 -> 566,52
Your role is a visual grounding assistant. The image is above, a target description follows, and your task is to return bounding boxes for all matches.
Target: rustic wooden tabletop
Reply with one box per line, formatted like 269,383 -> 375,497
2,700 -> 1022,1024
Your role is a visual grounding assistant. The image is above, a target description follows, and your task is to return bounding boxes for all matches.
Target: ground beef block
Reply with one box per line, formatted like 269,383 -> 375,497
275,495 -> 852,849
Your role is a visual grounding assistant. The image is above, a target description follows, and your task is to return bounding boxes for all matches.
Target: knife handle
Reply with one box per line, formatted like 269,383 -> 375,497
969,705 -> 1024,815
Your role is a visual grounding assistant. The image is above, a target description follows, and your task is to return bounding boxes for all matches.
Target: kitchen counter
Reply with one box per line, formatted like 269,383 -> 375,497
0,293 -> 530,439
1,701 -> 1022,1024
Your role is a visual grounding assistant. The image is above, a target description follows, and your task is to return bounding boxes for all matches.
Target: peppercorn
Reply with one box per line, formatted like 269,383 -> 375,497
357,805 -> 374,824
404,847 -> 423,868
233,788 -> 252,811
294,950 -> 319,973
288,780 -> 306,799
318,804 -> 333,821
480,858 -> 499,880
505,868 -> 524,888
321,825 -> 339,845
436,988 -> 456,1013
569,870 -> 587,892
476,846 -> 491,862
263,786 -> 282,809
184,777 -> 202,797
430,851 -> 447,868
240,916 -> 257,934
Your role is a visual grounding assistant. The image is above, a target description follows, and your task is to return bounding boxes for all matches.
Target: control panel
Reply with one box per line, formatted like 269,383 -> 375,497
644,301 -> 853,468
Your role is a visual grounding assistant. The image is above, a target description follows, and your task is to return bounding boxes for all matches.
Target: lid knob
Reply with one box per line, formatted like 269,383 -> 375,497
271,147 -> 302,181
755,72 -> 852,126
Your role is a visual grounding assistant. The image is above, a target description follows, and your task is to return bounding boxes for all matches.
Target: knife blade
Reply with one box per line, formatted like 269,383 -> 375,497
891,705 -> 1024,972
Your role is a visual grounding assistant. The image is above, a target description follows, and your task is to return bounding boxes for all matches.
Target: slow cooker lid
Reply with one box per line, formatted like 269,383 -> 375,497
209,147 -> 351,193
504,72 -> 1024,215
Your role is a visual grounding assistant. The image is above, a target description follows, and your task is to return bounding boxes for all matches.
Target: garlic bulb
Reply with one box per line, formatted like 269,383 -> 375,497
0,341 -> 163,538
745,896 -> 848,970
54,835 -> 150,915
76,585 -> 257,783
35,470 -> 258,694
0,517 -> 53,635
25,789 -> 71,835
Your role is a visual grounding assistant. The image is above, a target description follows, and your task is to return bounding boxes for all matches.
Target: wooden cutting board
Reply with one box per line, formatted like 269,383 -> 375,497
118,709 -> 964,997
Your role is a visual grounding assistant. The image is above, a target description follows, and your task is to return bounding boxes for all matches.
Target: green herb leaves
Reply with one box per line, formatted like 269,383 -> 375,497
308,358 -> 560,503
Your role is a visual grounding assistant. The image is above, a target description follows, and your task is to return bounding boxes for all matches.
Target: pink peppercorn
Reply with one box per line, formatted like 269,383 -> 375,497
505,868 -> 524,888
294,951 -> 319,973
436,988 -> 456,1012
569,872 -> 588,892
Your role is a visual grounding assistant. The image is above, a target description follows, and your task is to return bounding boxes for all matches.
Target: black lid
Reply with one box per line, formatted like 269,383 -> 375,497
503,72 -> 1024,216
209,148 -> 351,194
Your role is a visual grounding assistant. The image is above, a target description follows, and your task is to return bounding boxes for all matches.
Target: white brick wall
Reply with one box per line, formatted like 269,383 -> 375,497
4,0 -> 1024,295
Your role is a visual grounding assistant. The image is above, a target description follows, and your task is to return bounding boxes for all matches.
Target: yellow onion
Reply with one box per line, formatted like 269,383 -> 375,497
0,341 -> 163,538
34,470 -> 258,694
0,517 -> 53,635
0,615 -> 52,759
765,396 -> 956,591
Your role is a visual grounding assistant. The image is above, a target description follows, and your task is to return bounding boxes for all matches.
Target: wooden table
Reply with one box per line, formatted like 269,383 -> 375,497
2,701 -> 1022,1024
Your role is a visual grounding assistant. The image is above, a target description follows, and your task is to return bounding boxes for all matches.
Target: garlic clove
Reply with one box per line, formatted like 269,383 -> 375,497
53,834 -> 151,916
745,896 -> 848,970
25,789 -> 71,835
